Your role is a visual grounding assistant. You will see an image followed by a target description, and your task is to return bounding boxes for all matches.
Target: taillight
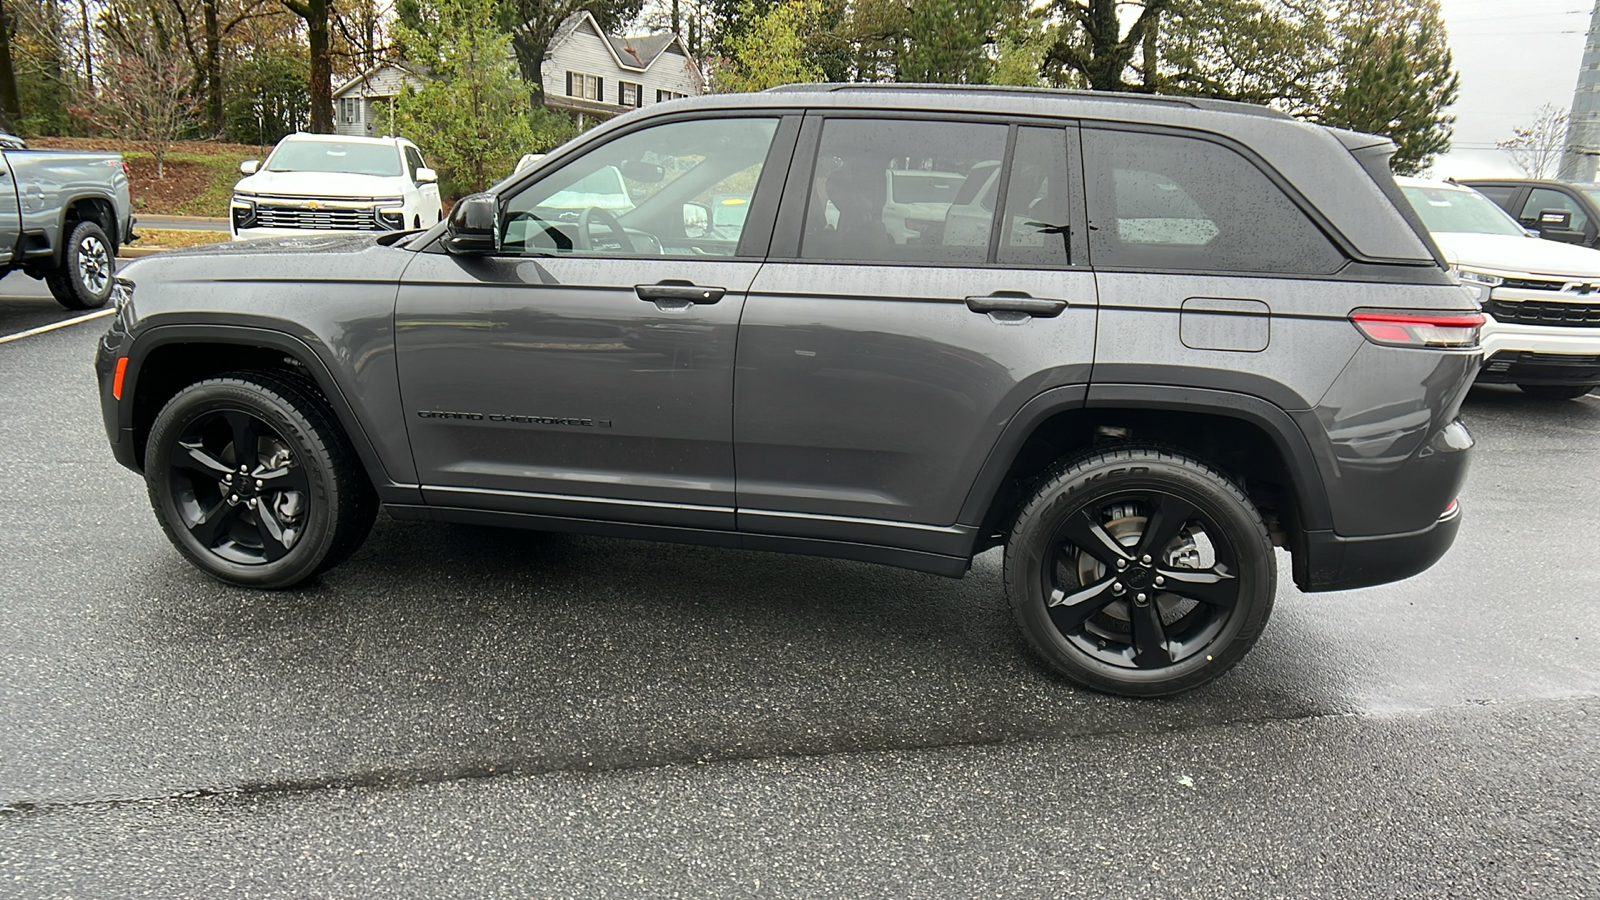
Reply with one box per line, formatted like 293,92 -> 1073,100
1350,311 -> 1484,349
121,160 -> 131,177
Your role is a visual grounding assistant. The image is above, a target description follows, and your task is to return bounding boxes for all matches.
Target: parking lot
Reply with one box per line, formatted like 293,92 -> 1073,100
2,285 -> 1598,897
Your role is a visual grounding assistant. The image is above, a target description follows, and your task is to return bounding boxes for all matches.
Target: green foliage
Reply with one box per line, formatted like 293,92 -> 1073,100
991,0 -> 1056,87
710,0 -> 824,93
394,0 -> 536,193
1314,0 -> 1459,174
223,50 -> 311,145
895,0 -> 1003,84
1158,0 -> 1329,111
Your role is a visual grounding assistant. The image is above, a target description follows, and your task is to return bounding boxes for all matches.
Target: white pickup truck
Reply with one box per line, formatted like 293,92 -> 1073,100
1399,176 -> 1600,400
0,142 -> 133,309
231,134 -> 442,239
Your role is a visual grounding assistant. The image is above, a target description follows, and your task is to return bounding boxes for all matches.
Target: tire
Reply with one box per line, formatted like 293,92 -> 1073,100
1004,445 -> 1275,697
1517,383 -> 1594,401
45,219 -> 115,310
144,373 -> 377,589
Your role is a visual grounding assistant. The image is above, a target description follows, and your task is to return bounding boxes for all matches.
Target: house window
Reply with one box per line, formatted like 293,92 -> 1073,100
339,97 -> 361,125
619,81 -> 643,108
656,89 -> 687,103
568,72 -> 602,102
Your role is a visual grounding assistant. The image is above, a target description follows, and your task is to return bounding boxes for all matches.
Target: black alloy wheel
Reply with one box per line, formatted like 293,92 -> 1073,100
1005,446 -> 1275,696
145,374 -> 375,588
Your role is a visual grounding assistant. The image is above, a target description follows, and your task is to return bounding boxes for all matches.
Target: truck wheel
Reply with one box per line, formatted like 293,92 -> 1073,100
144,373 -> 377,589
1517,384 -> 1594,401
1004,446 -> 1275,697
45,219 -> 115,310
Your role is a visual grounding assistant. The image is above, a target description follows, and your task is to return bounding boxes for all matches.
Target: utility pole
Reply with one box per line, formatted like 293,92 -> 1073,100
1559,0 -> 1600,181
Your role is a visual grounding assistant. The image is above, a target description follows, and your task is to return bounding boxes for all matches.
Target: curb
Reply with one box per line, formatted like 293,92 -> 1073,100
139,215 -> 229,225
118,247 -> 168,259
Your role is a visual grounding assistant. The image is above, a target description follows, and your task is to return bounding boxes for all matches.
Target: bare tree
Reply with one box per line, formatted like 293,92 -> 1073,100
91,2 -> 202,176
1499,104 -> 1570,178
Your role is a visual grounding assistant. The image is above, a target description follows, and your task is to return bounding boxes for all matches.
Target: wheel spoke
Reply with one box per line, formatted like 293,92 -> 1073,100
174,439 -> 232,477
1134,494 -> 1196,561
1045,575 -> 1121,630
1130,601 -> 1172,668
188,499 -> 243,548
1157,564 -> 1238,609
254,504 -> 294,562
1059,509 -> 1132,567
222,411 -> 263,466
256,462 -> 309,495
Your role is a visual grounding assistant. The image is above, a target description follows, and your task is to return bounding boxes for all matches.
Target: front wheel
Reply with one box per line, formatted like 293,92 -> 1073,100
45,219 -> 114,310
144,374 -> 376,588
1004,446 -> 1276,697
1517,383 -> 1594,401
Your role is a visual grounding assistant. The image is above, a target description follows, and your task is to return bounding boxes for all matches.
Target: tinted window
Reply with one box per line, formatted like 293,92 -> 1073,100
1471,184 -> 1518,210
1401,185 -> 1526,236
997,127 -> 1073,267
500,117 -> 777,257
1082,128 -> 1343,275
800,119 -> 1008,264
404,146 -> 424,180
1522,187 -> 1589,231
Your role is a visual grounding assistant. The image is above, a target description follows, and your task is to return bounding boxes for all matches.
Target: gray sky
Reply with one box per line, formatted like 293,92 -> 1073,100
1440,0 -> 1592,159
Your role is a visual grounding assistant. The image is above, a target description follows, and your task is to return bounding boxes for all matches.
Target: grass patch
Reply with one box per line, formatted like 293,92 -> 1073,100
132,228 -> 230,250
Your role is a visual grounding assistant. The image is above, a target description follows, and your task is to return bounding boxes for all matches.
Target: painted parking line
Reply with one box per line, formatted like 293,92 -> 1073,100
0,308 -> 115,345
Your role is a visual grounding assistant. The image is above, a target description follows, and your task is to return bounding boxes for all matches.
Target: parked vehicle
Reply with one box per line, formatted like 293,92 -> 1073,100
231,134 -> 442,239
98,85 -> 1479,696
1456,177 -> 1600,249
0,144 -> 133,309
1398,176 -> 1600,400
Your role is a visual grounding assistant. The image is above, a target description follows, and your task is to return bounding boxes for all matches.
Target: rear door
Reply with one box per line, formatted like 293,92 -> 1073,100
396,114 -> 797,528
0,150 -> 20,265
733,114 -> 1097,550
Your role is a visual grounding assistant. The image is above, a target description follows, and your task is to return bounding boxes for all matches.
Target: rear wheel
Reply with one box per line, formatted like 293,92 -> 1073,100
1517,383 -> 1594,401
1004,446 -> 1275,697
145,374 -> 376,588
45,219 -> 114,310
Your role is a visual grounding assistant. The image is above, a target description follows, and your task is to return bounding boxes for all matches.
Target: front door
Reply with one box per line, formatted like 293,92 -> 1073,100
396,115 -> 793,528
735,117 -> 1098,548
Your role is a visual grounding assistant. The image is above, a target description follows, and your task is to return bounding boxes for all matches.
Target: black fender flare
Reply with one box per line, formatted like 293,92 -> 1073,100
120,324 -> 410,500
956,383 -> 1333,532
55,192 -> 121,261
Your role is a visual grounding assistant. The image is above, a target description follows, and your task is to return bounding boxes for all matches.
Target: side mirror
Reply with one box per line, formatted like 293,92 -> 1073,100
443,193 -> 499,256
683,201 -> 710,238
239,159 -> 260,176
620,159 -> 665,184
415,167 -> 439,185
1538,208 -> 1573,230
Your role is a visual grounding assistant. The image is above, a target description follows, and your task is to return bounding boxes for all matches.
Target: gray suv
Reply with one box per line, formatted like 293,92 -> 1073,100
95,86 -> 1481,696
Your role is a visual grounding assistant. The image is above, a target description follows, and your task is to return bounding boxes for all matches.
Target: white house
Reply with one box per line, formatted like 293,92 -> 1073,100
541,11 -> 704,123
331,64 -> 426,138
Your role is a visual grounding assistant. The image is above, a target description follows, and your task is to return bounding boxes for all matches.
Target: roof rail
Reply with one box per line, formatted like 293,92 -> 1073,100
763,83 -> 1293,120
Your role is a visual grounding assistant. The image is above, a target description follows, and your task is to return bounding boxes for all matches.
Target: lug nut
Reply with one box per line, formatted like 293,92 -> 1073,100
1116,558 -> 1128,570
1135,592 -> 1148,605
1112,581 -> 1124,593
1154,576 -> 1165,586
1141,554 -> 1152,564
255,480 -> 263,488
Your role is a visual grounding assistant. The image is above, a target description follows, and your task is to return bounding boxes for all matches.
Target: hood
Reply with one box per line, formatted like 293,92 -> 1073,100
1431,231 -> 1600,279
235,169 -> 408,199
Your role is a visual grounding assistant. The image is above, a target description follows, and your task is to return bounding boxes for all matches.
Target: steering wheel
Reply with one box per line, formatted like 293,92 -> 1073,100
577,206 -> 629,252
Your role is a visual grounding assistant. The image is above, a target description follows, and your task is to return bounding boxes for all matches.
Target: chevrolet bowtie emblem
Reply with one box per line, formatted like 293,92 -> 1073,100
305,200 -> 322,210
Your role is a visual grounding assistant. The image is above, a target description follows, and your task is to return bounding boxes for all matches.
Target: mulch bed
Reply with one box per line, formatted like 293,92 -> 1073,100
123,157 -> 220,215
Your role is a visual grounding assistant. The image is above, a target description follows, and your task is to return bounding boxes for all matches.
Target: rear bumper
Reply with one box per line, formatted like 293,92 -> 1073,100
1295,501 -> 1462,592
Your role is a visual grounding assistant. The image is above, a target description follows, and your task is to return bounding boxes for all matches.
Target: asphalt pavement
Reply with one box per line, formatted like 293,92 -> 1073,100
1,294 -> 1598,897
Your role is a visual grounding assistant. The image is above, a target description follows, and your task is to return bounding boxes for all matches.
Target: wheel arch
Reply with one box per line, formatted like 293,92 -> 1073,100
958,383 -> 1333,551
122,326 -> 396,496
58,194 -> 120,259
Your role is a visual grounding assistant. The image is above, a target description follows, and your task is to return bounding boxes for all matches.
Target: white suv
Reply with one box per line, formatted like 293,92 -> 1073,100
231,134 -> 443,240
1399,176 -> 1600,400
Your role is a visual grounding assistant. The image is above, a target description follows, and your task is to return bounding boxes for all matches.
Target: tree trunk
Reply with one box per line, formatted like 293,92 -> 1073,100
1141,7 -> 1158,92
285,0 -> 333,132
78,0 -> 93,93
511,31 -> 546,108
0,0 -> 20,131
204,0 -> 222,134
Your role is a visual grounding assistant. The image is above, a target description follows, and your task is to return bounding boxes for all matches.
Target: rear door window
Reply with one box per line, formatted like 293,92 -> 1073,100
1081,128 -> 1344,275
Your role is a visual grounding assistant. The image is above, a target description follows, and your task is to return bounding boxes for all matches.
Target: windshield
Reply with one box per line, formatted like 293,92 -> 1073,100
1401,185 -> 1526,236
266,140 -> 403,177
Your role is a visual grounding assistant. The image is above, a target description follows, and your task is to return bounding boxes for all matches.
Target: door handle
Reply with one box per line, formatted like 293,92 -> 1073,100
965,293 -> 1067,318
635,281 -> 725,305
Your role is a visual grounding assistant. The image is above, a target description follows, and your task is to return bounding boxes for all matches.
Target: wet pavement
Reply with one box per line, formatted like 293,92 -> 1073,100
2,299 -> 1598,897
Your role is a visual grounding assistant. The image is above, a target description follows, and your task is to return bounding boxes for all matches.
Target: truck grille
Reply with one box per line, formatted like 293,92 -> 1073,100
255,204 -> 381,231
1499,276 -> 1567,292
1486,298 -> 1600,327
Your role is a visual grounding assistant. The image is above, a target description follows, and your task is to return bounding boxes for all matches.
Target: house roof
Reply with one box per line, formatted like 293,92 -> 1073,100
332,63 -> 425,100
547,10 -> 692,74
